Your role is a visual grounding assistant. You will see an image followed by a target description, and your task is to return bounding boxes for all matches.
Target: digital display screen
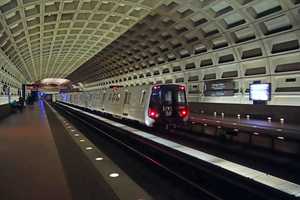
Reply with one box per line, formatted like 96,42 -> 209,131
204,79 -> 235,96
250,83 -> 271,101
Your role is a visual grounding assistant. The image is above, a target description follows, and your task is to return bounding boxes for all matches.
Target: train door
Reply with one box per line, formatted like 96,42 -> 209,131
162,89 -> 174,118
122,90 -> 130,116
101,91 -> 106,111
96,90 -> 101,110
86,92 -> 91,108
93,91 -> 98,108
91,92 -> 95,108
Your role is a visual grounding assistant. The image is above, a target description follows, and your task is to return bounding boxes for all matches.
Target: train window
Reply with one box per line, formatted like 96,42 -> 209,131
112,93 -> 120,103
164,91 -> 173,104
151,89 -> 161,105
140,90 -> 146,104
177,90 -> 186,103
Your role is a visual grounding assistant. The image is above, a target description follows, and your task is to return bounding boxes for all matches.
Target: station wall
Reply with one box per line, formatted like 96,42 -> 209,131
85,29 -> 300,106
81,0 -> 300,109
0,50 -> 24,105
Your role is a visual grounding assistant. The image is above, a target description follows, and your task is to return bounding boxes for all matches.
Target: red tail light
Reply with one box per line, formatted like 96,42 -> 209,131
148,108 -> 159,119
179,85 -> 185,91
179,106 -> 188,118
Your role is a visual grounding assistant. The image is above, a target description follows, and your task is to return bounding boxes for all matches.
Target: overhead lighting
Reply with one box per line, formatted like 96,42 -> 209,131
109,173 -> 119,178
40,78 -> 70,85
27,17 -> 36,21
5,12 -> 16,19
25,5 -> 36,10
45,1 -> 56,5
10,23 -> 19,29
277,136 -> 285,140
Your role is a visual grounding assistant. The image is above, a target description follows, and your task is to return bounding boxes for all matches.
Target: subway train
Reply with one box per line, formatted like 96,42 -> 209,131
56,84 -> 189,128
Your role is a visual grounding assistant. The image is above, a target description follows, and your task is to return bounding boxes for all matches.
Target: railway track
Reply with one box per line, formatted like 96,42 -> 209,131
54,102 -> 299,200
58,102 -> 300,184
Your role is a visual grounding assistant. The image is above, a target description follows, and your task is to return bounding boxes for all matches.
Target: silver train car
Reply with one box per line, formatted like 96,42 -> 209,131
56,84 -> 189,127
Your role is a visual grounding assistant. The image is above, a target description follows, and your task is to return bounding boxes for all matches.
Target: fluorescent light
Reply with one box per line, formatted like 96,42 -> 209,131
109,173 -> 119,178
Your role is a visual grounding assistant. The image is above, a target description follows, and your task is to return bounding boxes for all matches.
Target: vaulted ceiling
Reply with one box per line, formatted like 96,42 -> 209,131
67,0 -> 300,84
1,0 -> 299,85
0,0 -> 165,82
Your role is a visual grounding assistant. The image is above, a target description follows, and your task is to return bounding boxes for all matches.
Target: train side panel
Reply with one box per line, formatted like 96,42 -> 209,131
125,85 -> 152,125
102,88 -> 124,117
89,90 -> 98,109
95,90 -> 104,111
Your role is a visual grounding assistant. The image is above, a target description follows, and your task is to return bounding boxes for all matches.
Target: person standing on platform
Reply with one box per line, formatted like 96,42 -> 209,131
18,96 -> 25,112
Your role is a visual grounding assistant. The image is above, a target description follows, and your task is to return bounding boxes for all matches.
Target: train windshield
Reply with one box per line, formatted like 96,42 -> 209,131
177,90 -> 186,103
164,91 -> 172,104
151,88 -> 161,105
150,85 -> 187,106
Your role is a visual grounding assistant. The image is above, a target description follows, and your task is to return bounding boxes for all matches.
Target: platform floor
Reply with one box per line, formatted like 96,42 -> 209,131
0,101 -> 72,200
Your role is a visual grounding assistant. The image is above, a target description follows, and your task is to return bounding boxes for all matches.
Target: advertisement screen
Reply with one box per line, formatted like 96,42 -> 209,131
204,79 -> 235,96
250,83 -> 271,101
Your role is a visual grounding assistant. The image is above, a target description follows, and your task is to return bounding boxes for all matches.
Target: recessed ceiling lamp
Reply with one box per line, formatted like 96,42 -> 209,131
40,78 -> 70,85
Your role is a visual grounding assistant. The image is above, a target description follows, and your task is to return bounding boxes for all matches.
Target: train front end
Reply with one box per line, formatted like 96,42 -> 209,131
146,84 -> 189,128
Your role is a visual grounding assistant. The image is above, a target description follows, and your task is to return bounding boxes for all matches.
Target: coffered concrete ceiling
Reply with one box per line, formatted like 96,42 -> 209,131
67,0 -> 300,84
0,0 -> 165,82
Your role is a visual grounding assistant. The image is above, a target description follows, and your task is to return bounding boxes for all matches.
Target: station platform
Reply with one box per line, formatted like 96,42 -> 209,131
1,100 -> 299,200
0,101 -> 72,200
189,112 -> 300,155
0,101 -> 141,200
